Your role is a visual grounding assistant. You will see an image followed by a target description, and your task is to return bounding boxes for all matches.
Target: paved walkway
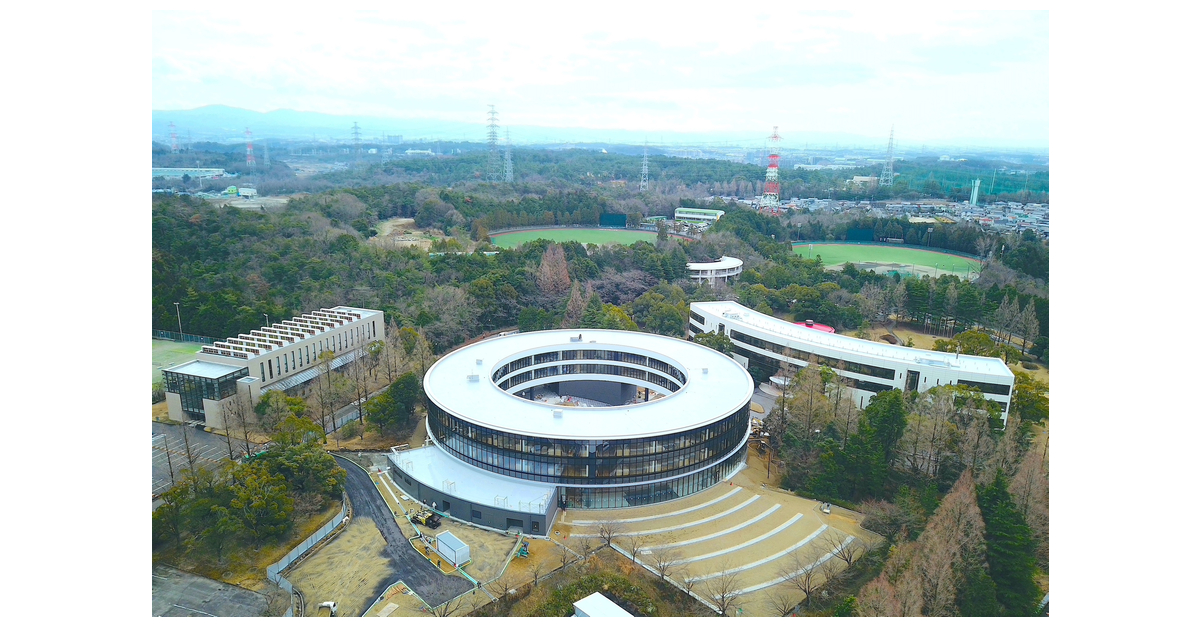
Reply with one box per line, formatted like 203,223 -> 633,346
556,451 -> 876,616
335,457 -> 473,608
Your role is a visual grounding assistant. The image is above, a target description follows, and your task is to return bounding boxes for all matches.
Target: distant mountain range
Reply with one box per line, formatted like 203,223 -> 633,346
151,105 -> 1047,156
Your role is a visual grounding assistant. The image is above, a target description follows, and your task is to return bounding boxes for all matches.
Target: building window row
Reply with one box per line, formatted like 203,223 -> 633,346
427,401 -> 749,485
247,319 -> 378,382
729,329 -> 896,380
558,442 -> 747,509
493,349 -> 686,389
496,362 -> 682,393
956,379 -> 1012,397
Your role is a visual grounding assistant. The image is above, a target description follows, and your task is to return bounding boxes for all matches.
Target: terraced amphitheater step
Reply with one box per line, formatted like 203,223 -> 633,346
666,511 -> 801,560
566,486 -> 743,526
733,533 -> 856,595
572,493 -> 764,538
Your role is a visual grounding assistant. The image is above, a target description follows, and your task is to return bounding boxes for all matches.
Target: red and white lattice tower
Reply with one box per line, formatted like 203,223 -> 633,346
245,127 -> 256,168
761,126 -> 782,212
169,121 -> 179,154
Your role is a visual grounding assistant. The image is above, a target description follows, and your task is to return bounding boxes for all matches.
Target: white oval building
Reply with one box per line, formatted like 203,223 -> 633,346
388,329 -> 754,535
688,301 -> 1014,423
687,256 -> 743,284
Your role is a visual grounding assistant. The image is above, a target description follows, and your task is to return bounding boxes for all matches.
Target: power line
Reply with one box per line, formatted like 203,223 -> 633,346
880,125 -> 895,187
351,122 -> 362,161
503,128 -> 514,183
640,142 -> 649,191
244,127 -> 255,168
486,105 -> 501,183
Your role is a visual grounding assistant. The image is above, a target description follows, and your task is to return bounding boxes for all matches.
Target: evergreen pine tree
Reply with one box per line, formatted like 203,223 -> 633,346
977,469 -> 1040,616
581,293 -> 605,329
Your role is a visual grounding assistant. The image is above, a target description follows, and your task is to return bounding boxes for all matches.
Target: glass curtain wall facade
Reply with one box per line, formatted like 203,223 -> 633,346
559,441 -> 748,509
427,399 -> 749,494
492,349 -> 687,393
162,368 -> 248,419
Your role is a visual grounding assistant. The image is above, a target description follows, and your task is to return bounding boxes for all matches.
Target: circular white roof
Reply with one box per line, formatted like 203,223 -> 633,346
686,256 -> 743,271
423,329 -> 754,440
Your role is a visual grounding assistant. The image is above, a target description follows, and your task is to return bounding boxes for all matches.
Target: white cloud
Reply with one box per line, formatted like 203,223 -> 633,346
152,8 -> 1048,146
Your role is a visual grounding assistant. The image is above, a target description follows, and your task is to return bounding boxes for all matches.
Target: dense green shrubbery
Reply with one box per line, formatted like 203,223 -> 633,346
530,573 -> 657,617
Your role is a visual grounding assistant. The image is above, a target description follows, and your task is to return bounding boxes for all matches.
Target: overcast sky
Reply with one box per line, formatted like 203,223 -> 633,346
153,9 -> 1048,149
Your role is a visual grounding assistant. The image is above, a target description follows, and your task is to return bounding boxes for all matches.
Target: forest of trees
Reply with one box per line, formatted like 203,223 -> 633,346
153,140 -> 1048,205
152,156 -> 1050,615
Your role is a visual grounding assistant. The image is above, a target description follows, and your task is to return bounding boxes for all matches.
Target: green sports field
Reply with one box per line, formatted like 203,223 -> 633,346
491,228 -> 666,248
792,243 -> 980,278
152,339 -> 203,384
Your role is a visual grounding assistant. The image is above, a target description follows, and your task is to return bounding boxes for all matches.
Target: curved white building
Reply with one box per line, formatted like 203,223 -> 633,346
688,301 -> 1014,424
687,256 -> 743,284
388,329 -> 755,535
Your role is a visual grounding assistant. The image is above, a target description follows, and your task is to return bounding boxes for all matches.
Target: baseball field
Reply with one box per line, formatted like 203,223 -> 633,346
793,243 -> 980,279
491,228 -> 678,248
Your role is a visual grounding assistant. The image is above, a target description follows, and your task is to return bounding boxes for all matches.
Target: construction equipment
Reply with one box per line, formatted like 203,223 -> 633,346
516,540 -> 530,558
317,601 -> 337,616
412,509 -> 442,529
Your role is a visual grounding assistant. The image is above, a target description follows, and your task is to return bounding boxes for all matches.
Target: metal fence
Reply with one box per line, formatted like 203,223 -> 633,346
789,240 -> 983,260
153,329 -> 222,345
267,500 -> 348,617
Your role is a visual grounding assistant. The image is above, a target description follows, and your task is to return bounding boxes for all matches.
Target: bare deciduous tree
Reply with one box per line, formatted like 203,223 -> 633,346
179,421 -> 199,472
556,540 -> 577,569
1018,301 -> 1039,355
703,562 -> 743,616
765,588 -> 798,617
529,560 -> 544,587
957,398 -> 996,474
790,363 -> 831,444
650,546 -> 682,581
224,391 -> 256,459
623,534 -> 647,564
597,521 -> 626,548
818,556 -> 842,594
574,535 -> 595,559
430,594 -> 465,617
488,571 -> 516,599
823,531 -> 866,569
680,568 -> 699,597
782,560 -> 821,609
857,578 -> 902,617
537,243 -> 571,295
1008,436 -> 1049,568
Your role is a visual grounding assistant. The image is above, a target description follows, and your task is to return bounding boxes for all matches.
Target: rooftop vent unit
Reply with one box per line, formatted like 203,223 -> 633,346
553,409 -> 563,420
570,334 -> 583,343
467,372 -> 480,382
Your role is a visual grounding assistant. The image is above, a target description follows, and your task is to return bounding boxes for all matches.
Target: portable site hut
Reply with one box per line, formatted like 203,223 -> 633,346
434,531 -> 470,568
573,592 -> 633,617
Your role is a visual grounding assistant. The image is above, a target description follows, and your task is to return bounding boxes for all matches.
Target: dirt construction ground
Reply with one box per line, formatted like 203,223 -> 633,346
290,446 -> 881,617
285,517 -> 396,617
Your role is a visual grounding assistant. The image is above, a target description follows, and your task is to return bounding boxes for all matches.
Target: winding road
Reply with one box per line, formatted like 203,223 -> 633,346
335,457 -> 474,608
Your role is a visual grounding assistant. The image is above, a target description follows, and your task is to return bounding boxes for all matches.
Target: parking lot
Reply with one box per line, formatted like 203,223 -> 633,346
152,564 -> 270,617
152,423 -> 252,497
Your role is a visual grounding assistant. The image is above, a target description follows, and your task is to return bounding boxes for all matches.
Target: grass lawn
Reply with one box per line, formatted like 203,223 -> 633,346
793,243 -> 979,278
491,228 -> 667,248
152,339 -> 203,383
